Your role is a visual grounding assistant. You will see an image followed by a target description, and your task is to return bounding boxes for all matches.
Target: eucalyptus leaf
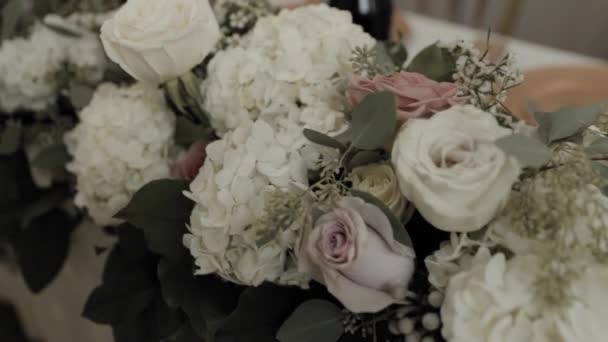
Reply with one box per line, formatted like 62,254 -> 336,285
31,144 -> 71,171
15,209 -> 76,293
495,134 -> 551,168
303,129 -> 346,150
534,105 -> 603,144
351,190 -> 413,249
115,180 -> 194,261
373,42 -> 397,75
68,83 -> 95,110
157,259 -> 241,339
20,187 -> 69,228
350,91 -> 397,151
346,150 -> 385,170
276,300 -> 344,342
406,43 -> 456,82
593,161 -> 608,179
1,0 -> 23,40
175,116 -> 213,148
587,137 -> 608,156
384,40 -> 409,69
0,120 -> 21,155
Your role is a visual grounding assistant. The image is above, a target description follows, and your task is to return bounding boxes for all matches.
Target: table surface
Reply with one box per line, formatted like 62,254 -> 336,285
405,13 -> 605,71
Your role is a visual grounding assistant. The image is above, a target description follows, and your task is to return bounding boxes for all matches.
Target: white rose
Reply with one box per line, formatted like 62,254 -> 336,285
392,105 -> 521,232
351,164 -> 407,217
100,0 -> 220,84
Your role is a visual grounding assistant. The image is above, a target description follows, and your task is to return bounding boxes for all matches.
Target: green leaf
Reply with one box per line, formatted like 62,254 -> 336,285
85,285 -> 156,325
346,150 -> 385,170
214,283 -> 308,342
115,180 -> 194,261
351,190 -> 413,249
15,209 -> 76,293
175,116 -> 213,148
593,161 -> 608,179
383,40 -> 409,69
534,105 -> 603,144
31,144 -> 71,172
0,120 -> 21,155
350,91 -> 397,151
373,43 -> 397,74
1,0 -> 23,40
587,137 -> 608,156
303,129 -> 346,151
68,83 -> 94,110
20,187 -> 69,228
276,300 -> 344,342
157,259 -> 241,339
162,323 -> 201,342
406,43 -> 456,82
495,134 -> 551,168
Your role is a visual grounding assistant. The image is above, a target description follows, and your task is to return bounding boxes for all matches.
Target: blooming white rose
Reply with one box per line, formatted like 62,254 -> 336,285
64,83 -> 178,226
441,249 -> 608,342
351,164 -> 407,217
183,119 -> 311,286
100,0 -> 220,84
392,105 -> 521,232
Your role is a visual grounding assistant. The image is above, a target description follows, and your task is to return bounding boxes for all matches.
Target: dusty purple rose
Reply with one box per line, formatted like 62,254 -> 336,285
170,140 -> 208,181
346,72 -> 467,121
299,197 -> 416,313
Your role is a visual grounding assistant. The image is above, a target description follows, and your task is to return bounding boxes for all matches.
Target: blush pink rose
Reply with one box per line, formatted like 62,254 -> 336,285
299,197 -> 416,313
170,140 -> 208,181
346,72 -> 467,121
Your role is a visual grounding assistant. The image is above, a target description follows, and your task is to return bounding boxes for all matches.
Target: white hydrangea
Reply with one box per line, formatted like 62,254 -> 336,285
441,248 -> 608,342
64,83 -> 177,226
0,16 -> 107,113
202,4 -> 374,136
183,119 -> 310,287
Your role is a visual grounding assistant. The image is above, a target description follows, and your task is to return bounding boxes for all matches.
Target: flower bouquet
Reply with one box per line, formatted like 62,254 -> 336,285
2,1 -> 608,342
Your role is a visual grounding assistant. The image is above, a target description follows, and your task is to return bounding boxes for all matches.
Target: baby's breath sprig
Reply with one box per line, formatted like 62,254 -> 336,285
442,40 -> 523,126
350,45 -> 383,77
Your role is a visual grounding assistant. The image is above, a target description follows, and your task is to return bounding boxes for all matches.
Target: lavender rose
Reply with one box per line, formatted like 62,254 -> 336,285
299,197 -> 416,313
346,72 -> 467,121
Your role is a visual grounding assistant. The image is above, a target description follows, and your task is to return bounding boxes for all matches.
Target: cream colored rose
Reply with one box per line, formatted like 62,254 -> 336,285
351,164 -> 407,217
100,0 -> 220,84
392,105 -> 521,232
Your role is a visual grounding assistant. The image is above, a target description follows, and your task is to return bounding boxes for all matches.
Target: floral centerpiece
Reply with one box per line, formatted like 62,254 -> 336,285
1,1 -> 608,342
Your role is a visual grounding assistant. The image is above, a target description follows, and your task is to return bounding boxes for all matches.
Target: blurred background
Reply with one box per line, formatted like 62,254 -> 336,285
395,0 -> 608,59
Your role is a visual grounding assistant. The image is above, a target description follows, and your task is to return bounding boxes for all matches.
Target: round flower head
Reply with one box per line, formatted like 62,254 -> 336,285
183,119 -> 310,287
202,4 -> 374,136
64,83 -> 178,226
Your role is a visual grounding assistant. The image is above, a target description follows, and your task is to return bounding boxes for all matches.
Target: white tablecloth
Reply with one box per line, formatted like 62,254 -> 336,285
405,13 -> 604,70
1,14 -> 604,342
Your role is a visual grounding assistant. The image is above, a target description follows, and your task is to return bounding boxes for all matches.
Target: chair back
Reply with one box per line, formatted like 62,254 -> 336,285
403,0 -> 524,35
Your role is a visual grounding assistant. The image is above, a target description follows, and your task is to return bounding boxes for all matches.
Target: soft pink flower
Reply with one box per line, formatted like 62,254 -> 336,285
346,72 -> 467,121
299,197 -> 416,313
170,140 -> 208,181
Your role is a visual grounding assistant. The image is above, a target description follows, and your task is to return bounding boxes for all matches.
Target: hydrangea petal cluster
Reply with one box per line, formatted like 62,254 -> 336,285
0,17 -> 107,113
441,248 -> 608,342
64,83 -> 177,226
183,120 -> 310,287
202,4 -> 374,135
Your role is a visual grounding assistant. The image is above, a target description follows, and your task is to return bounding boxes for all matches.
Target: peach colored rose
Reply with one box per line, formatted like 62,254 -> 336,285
299,197 -> 416,313
346,72 -> 467,121
170,140 -> 208,181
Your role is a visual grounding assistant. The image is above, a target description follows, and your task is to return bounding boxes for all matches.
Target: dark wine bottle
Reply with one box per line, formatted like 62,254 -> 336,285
329,0 -> 393,41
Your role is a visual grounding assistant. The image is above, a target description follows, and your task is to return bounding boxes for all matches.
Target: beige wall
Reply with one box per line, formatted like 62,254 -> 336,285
396,0 -> 608,59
